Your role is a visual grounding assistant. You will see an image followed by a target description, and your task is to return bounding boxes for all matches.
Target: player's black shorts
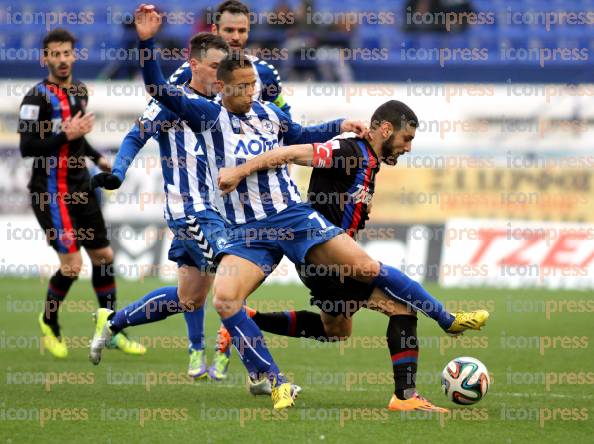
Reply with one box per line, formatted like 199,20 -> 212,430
296,263 -> 374,318
30,189 -> 109,254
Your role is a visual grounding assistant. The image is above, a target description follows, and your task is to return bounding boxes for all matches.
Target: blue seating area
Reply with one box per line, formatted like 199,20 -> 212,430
1,0 -> 593,81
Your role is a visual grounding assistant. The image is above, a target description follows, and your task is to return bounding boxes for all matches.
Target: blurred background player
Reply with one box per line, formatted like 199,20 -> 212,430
17,29 -> 145,359
217,100 -> 488,411
91,32 -> 229,379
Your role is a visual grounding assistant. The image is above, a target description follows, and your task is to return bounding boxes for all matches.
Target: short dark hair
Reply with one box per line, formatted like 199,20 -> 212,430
216,54 -> 253,82
43,28 -> 76,50
214,0 -> 250,26
189,33 -> 229,60
370,100 -> 418,131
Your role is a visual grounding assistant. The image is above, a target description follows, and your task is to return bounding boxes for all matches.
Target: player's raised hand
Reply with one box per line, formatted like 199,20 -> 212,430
78,112 -> 95,133
91,172 -> 122,190
340,120 -> 369,138
134,4 -> 162,40
217,167 -> 244,195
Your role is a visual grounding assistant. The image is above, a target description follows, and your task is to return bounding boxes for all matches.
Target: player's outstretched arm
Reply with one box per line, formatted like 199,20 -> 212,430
92,98 -> 162,190
270,101 -> 367,145
92,106 -> 161,190
135,6 -> 191,117
91,125 -> 144,190
218,143 -> 316,194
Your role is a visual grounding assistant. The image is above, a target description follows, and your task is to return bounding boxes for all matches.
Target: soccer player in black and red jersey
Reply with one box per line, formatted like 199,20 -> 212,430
17,29 -> 144,359
218,100 -> 489,411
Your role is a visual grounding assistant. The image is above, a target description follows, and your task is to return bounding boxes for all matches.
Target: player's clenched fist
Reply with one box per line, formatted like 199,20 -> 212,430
217,167 -> 244,195
135,4 -> 162,40
340,119 -> 369,138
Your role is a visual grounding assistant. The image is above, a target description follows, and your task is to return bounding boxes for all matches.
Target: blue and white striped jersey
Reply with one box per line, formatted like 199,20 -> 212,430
112,86 -> 219,220
140,37 -> 343,225
168,54 -> 290,115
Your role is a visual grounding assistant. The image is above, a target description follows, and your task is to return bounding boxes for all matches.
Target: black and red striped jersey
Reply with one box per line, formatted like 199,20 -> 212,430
308,136 -> 380,237
17,79 -> 101,192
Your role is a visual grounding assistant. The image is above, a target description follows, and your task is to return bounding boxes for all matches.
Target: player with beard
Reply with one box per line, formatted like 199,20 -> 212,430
169,0 -> 291,115
217,100 -> 490,411
17,29 -> 144,358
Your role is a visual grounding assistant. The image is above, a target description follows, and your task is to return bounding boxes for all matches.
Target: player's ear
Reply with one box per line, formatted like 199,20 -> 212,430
381,121 -> 393,139
211,23 -> 218,34
189,57 -> 198,71
40,49 -> 48,67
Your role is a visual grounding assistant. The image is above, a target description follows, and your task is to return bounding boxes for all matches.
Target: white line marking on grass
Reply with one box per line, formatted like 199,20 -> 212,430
336,387 -> 594,400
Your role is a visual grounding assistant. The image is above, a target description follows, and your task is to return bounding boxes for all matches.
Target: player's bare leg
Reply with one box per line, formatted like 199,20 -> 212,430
212,255 -> 297,409
178,265 -> 213,378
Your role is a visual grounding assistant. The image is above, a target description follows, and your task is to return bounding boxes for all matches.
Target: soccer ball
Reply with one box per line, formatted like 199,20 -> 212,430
441,356 -> 490,405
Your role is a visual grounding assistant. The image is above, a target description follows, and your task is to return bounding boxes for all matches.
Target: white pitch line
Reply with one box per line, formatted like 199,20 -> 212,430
337,387 -> 594,400
488,392 -> 594,400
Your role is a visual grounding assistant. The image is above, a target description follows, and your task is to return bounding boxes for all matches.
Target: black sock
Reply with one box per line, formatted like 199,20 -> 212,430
387,315 -> 418,400
92,263 -> 116,310
44,270 -> 77,336
252,310 -> 331,341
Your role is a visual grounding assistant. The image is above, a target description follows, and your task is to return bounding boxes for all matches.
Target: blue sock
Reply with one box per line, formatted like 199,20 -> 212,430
184,307 -> 205,352
110,286 -> 183,333
221,308 -> 284,384
372,263 -> 454,330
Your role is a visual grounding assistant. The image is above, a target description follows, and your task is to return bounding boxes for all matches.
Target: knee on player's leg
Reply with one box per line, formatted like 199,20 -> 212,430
322,314 -> 352,341
177,265 -> 212,311
212,284 -> 243,317
178,281 -> 209,311
87,246 -> 114,265
59,252 -> 82,277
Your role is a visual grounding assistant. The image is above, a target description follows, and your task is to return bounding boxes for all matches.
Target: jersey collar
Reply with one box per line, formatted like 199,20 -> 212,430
360,137 -> 380,166
183,82 -> 215,100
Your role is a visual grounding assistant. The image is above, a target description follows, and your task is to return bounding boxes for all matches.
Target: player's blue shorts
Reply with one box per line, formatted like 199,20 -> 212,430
224,203 -> 343,275
167,209 -> 229,271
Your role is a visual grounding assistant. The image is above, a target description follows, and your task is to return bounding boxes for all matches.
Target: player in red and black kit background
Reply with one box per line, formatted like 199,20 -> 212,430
18,28 -> 144,358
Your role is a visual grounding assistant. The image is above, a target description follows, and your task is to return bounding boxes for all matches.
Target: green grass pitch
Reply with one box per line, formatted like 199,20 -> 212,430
1,277 -> 593,443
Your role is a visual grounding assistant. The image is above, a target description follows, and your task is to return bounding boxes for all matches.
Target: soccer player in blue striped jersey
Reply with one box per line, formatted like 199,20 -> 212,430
89,34 -> 230,378
168,1 -> 290,115
132,5 -> 370,409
